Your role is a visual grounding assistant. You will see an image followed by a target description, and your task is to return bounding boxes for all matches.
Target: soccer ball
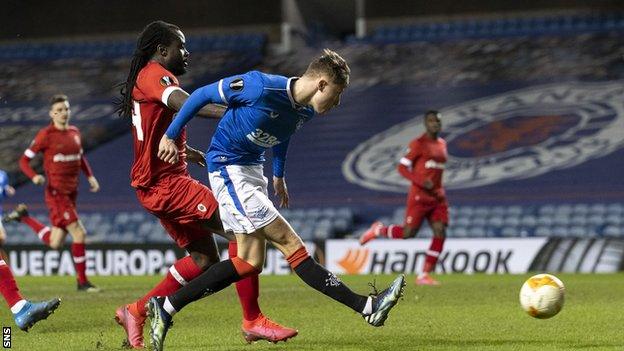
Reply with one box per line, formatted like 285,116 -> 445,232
519,273 -> 565,319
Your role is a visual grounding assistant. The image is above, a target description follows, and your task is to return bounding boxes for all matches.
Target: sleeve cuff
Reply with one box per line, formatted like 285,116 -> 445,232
217,79 -> 227,104
399,157 -> 412,166
161,86 -> 184,106
24,149 -> 35,158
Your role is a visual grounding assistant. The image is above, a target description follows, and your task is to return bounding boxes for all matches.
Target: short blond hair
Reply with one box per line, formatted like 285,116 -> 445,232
304,49 -> 350,86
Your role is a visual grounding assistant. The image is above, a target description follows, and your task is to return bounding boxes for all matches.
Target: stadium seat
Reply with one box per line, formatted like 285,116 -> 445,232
537,216 -> 554,226
602,225 -> 621,237
535,226 -> 551,237
570,216 -> 587,226
552,226 -> 568,237
468,227 -> 486,237
450,226 -> 468,238
553,214 -> 570,226
539,205 -> 556,216
500,226 -> 518,237
520,215 -> 537,227
455,216 -> 471,227
471,217 -> 487,227
568,226 -> 586,237
605,214 -> 622,226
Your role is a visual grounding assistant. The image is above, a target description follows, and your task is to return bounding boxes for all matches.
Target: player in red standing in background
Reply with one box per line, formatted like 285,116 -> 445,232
112,21 -> 296,348
360,110 -> 449,286
4,94 -> 101,292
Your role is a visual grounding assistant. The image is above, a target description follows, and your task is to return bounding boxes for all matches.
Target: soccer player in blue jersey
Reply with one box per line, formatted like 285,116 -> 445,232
0,169 -> 15,261
147,49 -> 406,350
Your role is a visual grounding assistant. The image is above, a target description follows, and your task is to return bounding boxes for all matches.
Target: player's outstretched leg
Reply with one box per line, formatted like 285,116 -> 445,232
285,246 -> 406,326
0,259 -> 61,331
147,297 -> 172,351
228,242 -> 298,344
116,255 -> 203,348
359,221 -> 384,245
115,305 -> 146,349
2,203 -> 28,224
360,222 -> 405,245
3,204 -> 53,245
145,258 -> 406,349
13,298 -> 62,332
146,254 -> 272,350
364,275 -> 406,326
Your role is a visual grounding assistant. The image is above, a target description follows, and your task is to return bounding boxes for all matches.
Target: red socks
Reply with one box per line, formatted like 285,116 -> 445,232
71,243 -> 88,284
286,246 -> 310,269
423,236 -> 445,273
21,216 -> 51,245
229,241 -> 262,321
377,224 -> 404,239
130,255 -> 203,318
129,242 -> 264,322
0,260 -> 24,309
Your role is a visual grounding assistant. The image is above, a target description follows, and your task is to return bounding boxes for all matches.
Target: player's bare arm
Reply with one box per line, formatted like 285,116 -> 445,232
273,176 -> 289,208
87,176 -> 100,192
168,90 -> 226,119
4,185 -> 15,197
158,135 -> 180,164
32,174 -> 46,185
184,144 -> 206,167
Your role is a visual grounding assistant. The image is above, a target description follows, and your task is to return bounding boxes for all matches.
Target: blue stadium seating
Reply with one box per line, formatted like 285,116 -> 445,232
362,12 -> 624,44
2,206 -> 356,244
363,204 -> 624,239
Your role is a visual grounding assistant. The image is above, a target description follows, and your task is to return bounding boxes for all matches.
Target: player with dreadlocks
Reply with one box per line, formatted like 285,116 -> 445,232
113,20 -> 297,348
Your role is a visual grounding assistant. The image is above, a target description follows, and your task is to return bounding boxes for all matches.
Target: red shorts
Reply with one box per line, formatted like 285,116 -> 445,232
136,175 -> 219,248
44,188 -> 79,228
405,192 -> 449,229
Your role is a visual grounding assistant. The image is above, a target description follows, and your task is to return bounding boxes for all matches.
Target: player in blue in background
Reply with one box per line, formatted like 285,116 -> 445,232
147,49 -> 406,350
0,169 -> 15,261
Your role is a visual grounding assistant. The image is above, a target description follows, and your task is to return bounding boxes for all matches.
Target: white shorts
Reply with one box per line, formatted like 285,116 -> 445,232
208,164 -> 280,234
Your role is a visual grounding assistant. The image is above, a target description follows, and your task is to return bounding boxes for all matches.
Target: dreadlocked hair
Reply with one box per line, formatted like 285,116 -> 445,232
114,20 -> 181,118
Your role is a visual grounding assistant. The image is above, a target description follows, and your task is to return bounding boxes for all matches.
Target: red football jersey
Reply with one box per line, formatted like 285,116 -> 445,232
130,61 -> 187,188
25,125 -> 87,194
398,133 -> 448,201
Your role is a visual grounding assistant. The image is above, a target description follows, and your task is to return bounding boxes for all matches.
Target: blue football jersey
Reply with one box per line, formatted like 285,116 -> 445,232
166,71 -> 315,177
0,170 -> 8,213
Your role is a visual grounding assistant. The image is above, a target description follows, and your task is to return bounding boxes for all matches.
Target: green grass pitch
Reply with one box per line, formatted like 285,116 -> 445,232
0,273 -> 622,350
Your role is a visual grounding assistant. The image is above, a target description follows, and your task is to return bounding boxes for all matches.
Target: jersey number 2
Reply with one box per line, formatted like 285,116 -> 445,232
132,101 -> 144,141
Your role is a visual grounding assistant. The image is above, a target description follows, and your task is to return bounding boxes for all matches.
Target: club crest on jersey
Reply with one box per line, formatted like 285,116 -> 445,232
342,81 -> 624,192
160,76 -> 173,87
229,78 -> 244,91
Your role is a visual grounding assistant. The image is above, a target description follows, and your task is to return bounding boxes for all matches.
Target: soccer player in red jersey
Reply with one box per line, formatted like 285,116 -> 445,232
0,171 -> 61,331
4,94 -> 101,292
112,21 -> 296,348
360,110 -> 449,286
